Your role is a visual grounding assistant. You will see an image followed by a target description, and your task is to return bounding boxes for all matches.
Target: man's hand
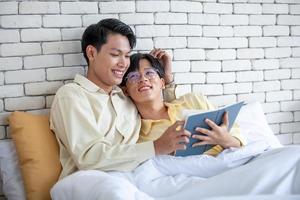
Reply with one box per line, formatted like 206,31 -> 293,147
192,112 -> 241,149
150,48 -> 173,84
154,121 -> 191,155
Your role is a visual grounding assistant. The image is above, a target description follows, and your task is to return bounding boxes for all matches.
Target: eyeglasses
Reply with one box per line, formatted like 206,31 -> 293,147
125,68 -> 159,84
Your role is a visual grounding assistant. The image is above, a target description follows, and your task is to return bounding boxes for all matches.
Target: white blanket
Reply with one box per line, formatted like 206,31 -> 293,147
51,145 -> 300,200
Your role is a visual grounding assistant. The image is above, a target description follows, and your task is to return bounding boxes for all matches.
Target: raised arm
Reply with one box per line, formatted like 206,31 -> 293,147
150,48 -> 176,102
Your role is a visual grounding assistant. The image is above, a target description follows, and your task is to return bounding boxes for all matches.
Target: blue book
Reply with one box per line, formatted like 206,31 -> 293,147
175,101 -> 245,157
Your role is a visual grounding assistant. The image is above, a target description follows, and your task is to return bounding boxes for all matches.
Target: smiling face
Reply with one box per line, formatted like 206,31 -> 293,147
86,33 -> 131,93
125,58 -> 165,104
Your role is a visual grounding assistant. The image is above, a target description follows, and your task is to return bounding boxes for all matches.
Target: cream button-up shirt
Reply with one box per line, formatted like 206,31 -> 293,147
50,75 -> 155,179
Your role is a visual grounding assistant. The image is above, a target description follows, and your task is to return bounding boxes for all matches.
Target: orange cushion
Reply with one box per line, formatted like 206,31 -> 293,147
8,111 -> 61,200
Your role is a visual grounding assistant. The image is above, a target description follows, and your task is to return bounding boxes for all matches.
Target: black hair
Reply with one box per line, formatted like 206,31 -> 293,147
81,18 -> 136,65
120,53 -> 165,86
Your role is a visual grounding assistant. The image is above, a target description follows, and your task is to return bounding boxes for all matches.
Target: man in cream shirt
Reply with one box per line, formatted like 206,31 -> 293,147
50,18 -> 190,180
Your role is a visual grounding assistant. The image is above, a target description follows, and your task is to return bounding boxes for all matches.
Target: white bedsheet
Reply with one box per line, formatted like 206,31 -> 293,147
51,146 -> 300,200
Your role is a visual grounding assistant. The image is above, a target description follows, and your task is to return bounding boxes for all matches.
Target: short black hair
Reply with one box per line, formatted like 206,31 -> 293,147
120,53 -> 165,87
81,18 -> 136,65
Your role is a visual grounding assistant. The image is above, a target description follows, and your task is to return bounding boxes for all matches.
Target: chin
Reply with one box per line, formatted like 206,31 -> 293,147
112,77 -> 123,85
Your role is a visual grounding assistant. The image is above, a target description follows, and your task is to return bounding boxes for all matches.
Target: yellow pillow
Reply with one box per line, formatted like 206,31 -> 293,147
8,111 -> 62,200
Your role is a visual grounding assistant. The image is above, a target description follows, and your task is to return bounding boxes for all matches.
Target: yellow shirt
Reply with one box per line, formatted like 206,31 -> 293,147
139,93 -> 246,156
50,75 -> 155,179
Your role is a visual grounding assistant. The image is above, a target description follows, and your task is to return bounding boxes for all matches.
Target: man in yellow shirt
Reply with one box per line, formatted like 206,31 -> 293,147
120,52 -> 249,177
50,18 -> 190,180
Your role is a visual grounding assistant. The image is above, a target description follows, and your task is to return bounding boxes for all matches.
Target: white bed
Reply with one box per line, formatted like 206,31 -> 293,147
50,146 -> 300,200
1,102 -> 300,200
50,102 -> 300,200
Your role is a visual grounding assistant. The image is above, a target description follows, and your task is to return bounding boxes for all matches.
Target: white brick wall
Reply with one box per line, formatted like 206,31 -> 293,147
191,61 -> 221,72
189,14 -> 219,25
0,57 -> 22,71
5,69 -> 45,84
1,15 -> 42,28
203,3 -> 232,14
263,26 -> 289,36
61,2 -> 98,14
5,97 -> 45,111
0,0 -> 300,147
193,84 -> 223,95
188,37 -> 218,49
0,2 -> 18,14
24,55 -> 63,69
0,73 -> 3,86
234,26 -> 262,36
1,43 -> 41,56
136,1 -> 169,12
100,1 -> 135,14
19,2 -> 59,14
136,25 -> 169,37
44,15 -> 82,27
223,60 -> 251,71
21,29 -> 61,42
0,30 -> 20,43
171,1 -> 202,13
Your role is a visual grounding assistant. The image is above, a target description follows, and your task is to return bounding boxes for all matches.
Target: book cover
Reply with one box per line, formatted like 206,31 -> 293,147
175,101 -> 245,157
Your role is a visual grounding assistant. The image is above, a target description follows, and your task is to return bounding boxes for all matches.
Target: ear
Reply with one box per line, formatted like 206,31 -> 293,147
121,86 -> 130,96
161,78 -> 166,89
86,45 -> 97,63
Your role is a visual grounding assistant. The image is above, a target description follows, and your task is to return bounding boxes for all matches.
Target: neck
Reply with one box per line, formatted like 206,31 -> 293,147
87,68 -> 112,94
136,101 -> 169,120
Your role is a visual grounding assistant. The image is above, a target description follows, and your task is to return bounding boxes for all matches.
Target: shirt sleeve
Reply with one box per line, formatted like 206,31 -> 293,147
50,89 -> 155,172
163,82 -> 176,102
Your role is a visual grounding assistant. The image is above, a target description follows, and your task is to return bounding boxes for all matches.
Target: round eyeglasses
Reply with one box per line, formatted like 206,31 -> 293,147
125,68 -> 159,84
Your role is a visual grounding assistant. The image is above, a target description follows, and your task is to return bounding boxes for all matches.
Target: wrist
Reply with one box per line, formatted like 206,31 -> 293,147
223,136 -> 241,149
153,140 -> 161,155
164,74 -> 174,85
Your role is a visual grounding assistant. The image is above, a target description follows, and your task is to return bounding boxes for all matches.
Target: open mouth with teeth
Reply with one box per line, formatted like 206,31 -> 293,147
112,69 -> 125,79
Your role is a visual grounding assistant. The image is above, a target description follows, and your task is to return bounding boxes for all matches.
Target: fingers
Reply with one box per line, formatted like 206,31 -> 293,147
192,133 -> 213,147
192,140 -> 211,147
192,133 -> 210,141
150,48 -> 161,57
176,143 -> 187,150
195,127 -> 212,136
204,118 -> 219,130
222,112 -> 229,128
157,50 -> 166,59
178,135 -> 190,144
180,129 -> 191,138
175,135 -> 190,150
170,120 -> 185,131
150,48 -> 166,59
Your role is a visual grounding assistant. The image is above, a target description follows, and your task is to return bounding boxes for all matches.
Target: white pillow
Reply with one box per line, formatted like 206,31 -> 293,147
0,140 -> 26,200
236,102 -> 282,148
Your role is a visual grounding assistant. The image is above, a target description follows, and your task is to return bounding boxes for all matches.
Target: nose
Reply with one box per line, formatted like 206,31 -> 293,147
138,73 -> 149,83
118,56 -> 128,68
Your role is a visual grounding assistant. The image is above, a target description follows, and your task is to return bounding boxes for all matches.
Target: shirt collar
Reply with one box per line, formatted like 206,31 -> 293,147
141,102 -> 180,136
74,74 -> 123,95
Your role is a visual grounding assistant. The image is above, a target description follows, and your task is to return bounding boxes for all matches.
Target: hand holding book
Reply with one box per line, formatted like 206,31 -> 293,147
192,112 -> 242,149
154,121 -> 191,155
175,101 -> 244,157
